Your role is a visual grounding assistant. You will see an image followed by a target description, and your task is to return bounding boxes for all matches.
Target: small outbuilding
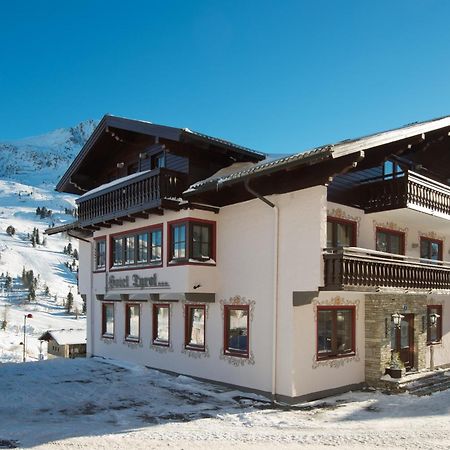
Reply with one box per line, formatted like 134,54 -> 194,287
39,328 -> 86,359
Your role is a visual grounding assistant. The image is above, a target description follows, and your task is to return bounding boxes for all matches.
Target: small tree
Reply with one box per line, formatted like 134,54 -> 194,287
82,296 -> 87,314
28,285 -> 36,302
66,291 -> 74,313
6,225 -> 15,236
44,285 -> 50,296
67,242 -> 73,255
72,248 -> 79,260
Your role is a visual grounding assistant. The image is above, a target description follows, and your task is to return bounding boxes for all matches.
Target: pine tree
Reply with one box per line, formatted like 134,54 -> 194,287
31,234 -> 36,247
36,229 -> 40,245
67,242 -> 73,255
72,248 -> 79,260
6,225 -> 15,236
44,285 -> 50,296
28,285 -> 36,302
82,296 -> 86,314
36,207 -> 41,216
66,291 -> 74,313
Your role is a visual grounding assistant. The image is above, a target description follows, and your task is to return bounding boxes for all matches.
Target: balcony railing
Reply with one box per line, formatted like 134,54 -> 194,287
77,168 -> 187,226
323,246 -> 450,291
356,170 -> 450,216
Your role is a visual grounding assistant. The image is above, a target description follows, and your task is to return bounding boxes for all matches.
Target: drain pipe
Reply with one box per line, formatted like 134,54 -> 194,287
244,179 -> 279,404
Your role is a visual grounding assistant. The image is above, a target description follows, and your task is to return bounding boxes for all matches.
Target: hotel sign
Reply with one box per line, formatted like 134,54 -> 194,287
108,273 -> 170,290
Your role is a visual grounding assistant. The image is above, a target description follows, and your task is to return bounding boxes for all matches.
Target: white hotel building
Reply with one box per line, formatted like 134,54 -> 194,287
48,114 -> 450,402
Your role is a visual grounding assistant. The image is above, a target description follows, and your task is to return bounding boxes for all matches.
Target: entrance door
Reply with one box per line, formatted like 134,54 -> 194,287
391,314 -> 414,370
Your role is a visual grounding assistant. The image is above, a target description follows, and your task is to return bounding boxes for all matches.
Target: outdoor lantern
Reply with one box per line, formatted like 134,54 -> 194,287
429,313 -> 440,327
391,312 -> 404,328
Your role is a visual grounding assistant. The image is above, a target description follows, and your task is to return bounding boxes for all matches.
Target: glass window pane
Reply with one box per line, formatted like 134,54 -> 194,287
420,239 -> 429,259
104,304 -> 114,335
430,242 -> 440,260
137,233 -> 148,263
113,238 -> 123,265
227,308 -> 248,353
336,310 -> 352,354
96,240 -> 106,268
192,224 -> 211,260
172,224 -> 186,259
127,305 -> 140,339
376,232 -> 388,252
390,235 -> 401,255
318,310 -> 333,354
400,319 -> 409,349
326,221 -> 334,247
125,236 -> 135,264
336,223 -> 353,247
187,307 -> 204,347
150,230 -> 162,262
155,306 -> 169,342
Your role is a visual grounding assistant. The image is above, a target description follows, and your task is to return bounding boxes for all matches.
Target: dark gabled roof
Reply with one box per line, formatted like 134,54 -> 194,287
56,115 -> 265,193
185,114 -> 450,195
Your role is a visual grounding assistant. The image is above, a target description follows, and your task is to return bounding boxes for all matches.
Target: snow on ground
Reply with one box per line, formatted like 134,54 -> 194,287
0,357 -> 449,450
0,178 -> 85,363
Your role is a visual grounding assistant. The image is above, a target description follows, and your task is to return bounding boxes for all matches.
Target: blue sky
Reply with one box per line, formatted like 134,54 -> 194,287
1,0 -> 450,154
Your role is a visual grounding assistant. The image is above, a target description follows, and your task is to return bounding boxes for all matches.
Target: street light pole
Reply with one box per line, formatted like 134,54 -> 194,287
22,313 -> 33,362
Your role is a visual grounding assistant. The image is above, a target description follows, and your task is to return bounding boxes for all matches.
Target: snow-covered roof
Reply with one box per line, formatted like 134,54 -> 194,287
39,329 -> 86,346
185,114 -> 450,195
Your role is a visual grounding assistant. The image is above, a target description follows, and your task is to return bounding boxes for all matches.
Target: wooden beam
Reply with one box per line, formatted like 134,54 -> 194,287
161,199 -> 181,210
106,219 -> 123,226
83,225 -> 100,231
181,202 -> 220,214
121,216 -> 136,223
97,222 -> 112,228
130,212 -> 149,219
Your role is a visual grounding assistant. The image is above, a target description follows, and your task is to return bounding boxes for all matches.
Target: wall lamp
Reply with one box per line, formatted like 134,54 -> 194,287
391,312 -> 404,329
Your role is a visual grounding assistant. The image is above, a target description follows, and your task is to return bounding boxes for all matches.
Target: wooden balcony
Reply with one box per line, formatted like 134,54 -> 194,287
356,170 -> 450,217
77,168 -> 187,227
323,246 -> 450,292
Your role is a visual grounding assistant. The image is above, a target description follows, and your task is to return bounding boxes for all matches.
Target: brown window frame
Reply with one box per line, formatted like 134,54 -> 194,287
152,303 -> 170,347
224,305 -> 250,358
110,224 -> 163,270
420,237 -> 443,262
427,305 -> 443,344
316,306 -> 356,360
326,217 -> 357,248
101,302 -> 115,338
168,218 -> 216,266
125,303 -> 141,342
375,227 -> 405,255
184,304 -> 206,352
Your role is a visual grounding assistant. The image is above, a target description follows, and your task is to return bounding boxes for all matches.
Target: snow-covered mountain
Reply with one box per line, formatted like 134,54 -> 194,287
0,119 -> 97,186
0,120 -> 97,363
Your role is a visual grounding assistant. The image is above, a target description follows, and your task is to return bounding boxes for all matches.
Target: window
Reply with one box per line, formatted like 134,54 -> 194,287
153,304 -> 170,346
150,229 -> 162,263
95,239 -> 106,270
420,237 -> 443,262
327,218 -> 356,248
152,152 -> 165,169
137,233 -> 149,264
185,305 -> 205,351
376,228 -> 405,255
111,226 -> 162,268
382,160 -> 403,180
317,307 -> 355,359
172,224 -> 187,260
224,305 -> 249,357
102,303 -> 114,338
169,220 -> 215,263
427,305 -> 442,344
125,304 -> 140,341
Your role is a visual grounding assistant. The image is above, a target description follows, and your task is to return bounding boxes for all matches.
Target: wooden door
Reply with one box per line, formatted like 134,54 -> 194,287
391,314 -> 414,370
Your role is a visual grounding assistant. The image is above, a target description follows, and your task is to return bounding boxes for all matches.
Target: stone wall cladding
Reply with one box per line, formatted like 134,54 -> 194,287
365,293 -> 428,385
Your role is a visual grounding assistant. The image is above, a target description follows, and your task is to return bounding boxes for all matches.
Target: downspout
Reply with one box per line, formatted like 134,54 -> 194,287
244,179 -> 279,404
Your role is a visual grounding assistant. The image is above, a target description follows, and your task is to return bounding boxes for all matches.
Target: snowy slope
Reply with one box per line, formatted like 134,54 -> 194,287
0,121 -> 97,362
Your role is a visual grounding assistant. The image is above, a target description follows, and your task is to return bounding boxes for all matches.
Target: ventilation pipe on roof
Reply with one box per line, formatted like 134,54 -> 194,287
244,179 -> 279,404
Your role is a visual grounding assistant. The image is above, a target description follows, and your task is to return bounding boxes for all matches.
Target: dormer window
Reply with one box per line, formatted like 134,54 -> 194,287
152,152 -> 165,169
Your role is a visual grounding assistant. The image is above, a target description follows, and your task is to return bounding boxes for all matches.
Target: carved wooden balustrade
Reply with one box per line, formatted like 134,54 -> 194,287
323,246 -> 450,291
356,170 -> 450,216
77,168 -> 187,226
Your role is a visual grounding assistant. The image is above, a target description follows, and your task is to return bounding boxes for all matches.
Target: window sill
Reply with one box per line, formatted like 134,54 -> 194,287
224,350 -> 249,358
152,340 -> 170,347
169,259 -> 216,267
102,333 -> 114,339
185,345 -> 205,352
110,263 -> 163,271
427,340 -> 442,346
125,337 -> 140,343
316,352 -> 355,361
94,268 -> 106,273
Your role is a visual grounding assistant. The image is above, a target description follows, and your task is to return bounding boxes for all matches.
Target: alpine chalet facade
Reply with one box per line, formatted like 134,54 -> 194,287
48,114 -> 450,402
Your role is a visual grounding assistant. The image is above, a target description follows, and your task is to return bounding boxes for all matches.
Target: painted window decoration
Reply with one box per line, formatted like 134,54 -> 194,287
95,239 -> 106,270
427,305 -> 442,344
102,303 -> 114,338
317,307 -> 355,359
185,305 -> 205,351
420,237 -> 443,263
224,305 -> 249,357
326,218 -> 356,248
125,304 -> 140,341
376,228 -> 404,255
112,227 -> 162,268
169,220 -> 215,264
153,304 -> 170,346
